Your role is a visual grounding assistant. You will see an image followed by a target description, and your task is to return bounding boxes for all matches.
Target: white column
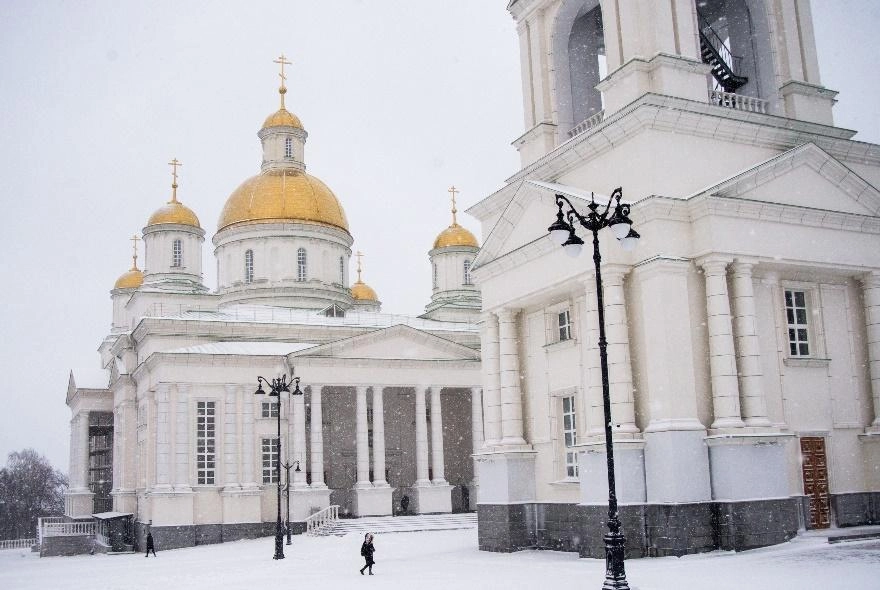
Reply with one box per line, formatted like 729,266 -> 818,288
174,384 -> 191,490
155,385 -> 172,488
471,387 -> 485,456
372,387 -> 388,486
309,386 -> 326,488
481,313 -> 502,447
241,386 -> 258,488
430,386 -> 447,484
223,385 -> 239,489
292,390 -> 308,488
731,261 -> 772,427
70,413 -> 89,490
701,260 -> 746,430
603,267 -> 639,434
498,308 -> 527,446
355,386 -> 371,488
415,386 -> 430,486
112,405 -> 123,494
583,280 -> 605,435
862,272 -> 880,430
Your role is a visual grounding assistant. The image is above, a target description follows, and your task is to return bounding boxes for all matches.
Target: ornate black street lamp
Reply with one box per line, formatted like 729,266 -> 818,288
548,187 -> 639,590
282,460 -> 301,545
255,373 -> 303,560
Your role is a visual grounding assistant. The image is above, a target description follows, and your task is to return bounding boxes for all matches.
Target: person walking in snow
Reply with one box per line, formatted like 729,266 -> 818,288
359,532 -> 375,575
145,531 -> 157,557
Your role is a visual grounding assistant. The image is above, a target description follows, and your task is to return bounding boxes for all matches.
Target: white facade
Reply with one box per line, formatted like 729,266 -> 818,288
468,0 -> 880,557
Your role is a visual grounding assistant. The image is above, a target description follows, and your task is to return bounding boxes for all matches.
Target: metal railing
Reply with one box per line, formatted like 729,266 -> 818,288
709,90 -> 767,114
306,505 -> 340,536
699,17 -> 743,75
568,110 -> 605,138
0,538 -> 36,550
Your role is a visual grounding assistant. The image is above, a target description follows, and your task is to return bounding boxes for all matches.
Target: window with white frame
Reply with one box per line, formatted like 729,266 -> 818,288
244,249 -> 254,284
562,395 -> 578,478
261,437 -> 279,484
261,401 -> 279,418
284,137 -> 293,158
171,239 -> 183,267
297,248 -> 307,281
558,309 -> 573,342
433,264 -> 438,289
463,259 -> 472,285
785,289 -> 810,357
196,401 -> 216,485
339,256 -> 345,285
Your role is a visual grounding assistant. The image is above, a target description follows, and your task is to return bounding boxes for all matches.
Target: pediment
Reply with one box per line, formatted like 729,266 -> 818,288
690,143 -> 880,216
289,324 -> 480,362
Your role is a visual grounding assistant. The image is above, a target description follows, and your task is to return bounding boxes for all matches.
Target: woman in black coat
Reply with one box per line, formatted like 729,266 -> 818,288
359,533 -> 375,575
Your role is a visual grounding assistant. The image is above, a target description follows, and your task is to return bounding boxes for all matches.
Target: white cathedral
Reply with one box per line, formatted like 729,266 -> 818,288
467,0 -> 879,558
65,63 -> 484,549
65,0 -> 880,559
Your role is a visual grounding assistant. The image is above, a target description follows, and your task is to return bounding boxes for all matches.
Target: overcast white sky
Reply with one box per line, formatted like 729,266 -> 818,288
1,1 -> 877,471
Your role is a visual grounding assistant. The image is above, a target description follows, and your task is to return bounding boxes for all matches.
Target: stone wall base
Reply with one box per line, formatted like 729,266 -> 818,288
134,521 -> 281,552
830,492 -> 880,527
478,497 -> 801,558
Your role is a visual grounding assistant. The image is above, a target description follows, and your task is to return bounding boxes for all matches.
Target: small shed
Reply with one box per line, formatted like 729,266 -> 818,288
92,512 -> 134,553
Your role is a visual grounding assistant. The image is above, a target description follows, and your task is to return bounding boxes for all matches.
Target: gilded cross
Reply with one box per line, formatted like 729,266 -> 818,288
130,234 -> 141,269
355,250 -> 364,282
274,54 -> 292,86
168,158 -> 182,202
448,185 -> 459,225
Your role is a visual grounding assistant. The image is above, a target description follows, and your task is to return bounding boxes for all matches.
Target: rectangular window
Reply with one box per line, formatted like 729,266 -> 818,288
562,395 -> 578,478
172,239 -> 183,268
262,437 -> 279,484
261,401 -> 279,418
558,309 -> 572,342
463,259 -> 472,285
284,137 -> 293,158
785,289 -> 810,357
196,401 -> 216,485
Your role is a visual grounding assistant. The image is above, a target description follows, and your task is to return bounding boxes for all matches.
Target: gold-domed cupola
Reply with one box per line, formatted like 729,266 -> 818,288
113,234 -> 144,290
146,159 -> 201,229
258,54 -> 308,175
350,251 -> 381,312
432,185 -> 478,249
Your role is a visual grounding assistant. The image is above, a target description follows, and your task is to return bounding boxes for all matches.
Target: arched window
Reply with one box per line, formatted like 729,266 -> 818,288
244,250 -> 254,284
284,137 -> 293,159
297,248 -> 307,282
171,239 -> 182,267
463,259 -> 472,285
339,256 -> 345,285
433,264 -> 438,289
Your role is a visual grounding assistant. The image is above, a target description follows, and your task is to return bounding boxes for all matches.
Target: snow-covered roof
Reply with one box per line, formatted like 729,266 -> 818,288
143,304 -> 479,333
168,342 -> 317,356
70,368 -> 110,389
91,511 -> 133,519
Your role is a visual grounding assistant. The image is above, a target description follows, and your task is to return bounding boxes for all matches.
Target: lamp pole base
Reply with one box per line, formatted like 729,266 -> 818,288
602,530 -> 629,590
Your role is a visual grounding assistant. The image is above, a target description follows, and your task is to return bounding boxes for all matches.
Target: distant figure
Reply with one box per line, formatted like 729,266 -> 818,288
145,531 -> 156,557
359,532 -> 375,575
461,486 -> 470,512
400,494 -> 410,515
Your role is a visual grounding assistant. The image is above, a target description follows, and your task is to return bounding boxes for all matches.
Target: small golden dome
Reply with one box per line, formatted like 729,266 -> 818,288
433,223 -> 479,249
147,200 -> 201,228
114,268 -> 144,290
351,281 -> 378,302
262,107 -> 303,130
218,170 -> 349,232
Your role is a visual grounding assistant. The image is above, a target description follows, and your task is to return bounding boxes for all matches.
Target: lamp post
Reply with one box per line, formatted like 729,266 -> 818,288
282,460 -> 301,545
255,373 -> 303,560
547,187 -> 639,590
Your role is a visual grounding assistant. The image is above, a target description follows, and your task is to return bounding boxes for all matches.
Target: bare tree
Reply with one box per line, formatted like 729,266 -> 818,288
0,449 -> 68,540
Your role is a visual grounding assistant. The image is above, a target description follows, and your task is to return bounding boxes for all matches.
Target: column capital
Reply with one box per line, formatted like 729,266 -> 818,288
731,259 -> 759,276
497,307 -> 520,322
601,263 -> 633,282
859,270 -> 880,289
697,256 -> 733,275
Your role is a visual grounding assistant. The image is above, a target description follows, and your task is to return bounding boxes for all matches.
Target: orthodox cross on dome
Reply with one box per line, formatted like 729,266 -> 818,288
273,53 -> 292,108
168,158 -> 182,203
448,185 -> 459,225
355,250 -> 364,283
129,234 -> 141,270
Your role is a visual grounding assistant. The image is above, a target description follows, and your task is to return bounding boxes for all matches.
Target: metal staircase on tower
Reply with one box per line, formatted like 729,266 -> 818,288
698,17 -> 748,92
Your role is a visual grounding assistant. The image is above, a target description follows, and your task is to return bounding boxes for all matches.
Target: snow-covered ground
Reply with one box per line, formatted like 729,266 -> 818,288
1,529 -> 877,590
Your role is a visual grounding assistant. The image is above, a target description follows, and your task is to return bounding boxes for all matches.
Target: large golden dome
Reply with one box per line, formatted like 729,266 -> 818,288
114,268 -> 143,289
147,200 -> 201,228
433,223 -> 478,249
218,169 -> 349,232
262,107 -> 303,130
351,281 -> 378,301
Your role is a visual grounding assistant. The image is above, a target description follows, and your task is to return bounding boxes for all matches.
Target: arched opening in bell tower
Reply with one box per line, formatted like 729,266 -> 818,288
696,0 -> 775,108
552,0 -> 606,140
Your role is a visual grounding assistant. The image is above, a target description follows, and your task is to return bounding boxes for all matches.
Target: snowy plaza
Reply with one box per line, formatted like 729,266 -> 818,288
2,528 -> 879,590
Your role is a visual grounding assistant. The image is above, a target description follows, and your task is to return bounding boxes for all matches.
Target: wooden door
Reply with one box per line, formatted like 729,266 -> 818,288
800,437 -> 830,529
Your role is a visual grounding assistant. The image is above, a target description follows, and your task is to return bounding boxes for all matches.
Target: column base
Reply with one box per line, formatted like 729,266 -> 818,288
353,486 -> 395,517
412,484 -> 453,514
64,489 -> 94,518
220,486 -> 262,524
148,488 -> 195,526
644,428 -> 711,503
706,433 -> 794,501
577,438 -> 646,504
474,449 -> 537,504
291,487 -> 332,521
110,489 -> 137,514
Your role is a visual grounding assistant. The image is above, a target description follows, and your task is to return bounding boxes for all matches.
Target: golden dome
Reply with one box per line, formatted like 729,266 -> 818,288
114,268 -> 143,290
147,200 -> 201,228
262,107 -> 303,130
218,170 -> 349,232
351,281 -> 378,302
433,223 -> 478,249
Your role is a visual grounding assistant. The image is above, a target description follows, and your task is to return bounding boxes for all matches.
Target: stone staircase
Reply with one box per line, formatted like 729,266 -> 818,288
317,513 -> 477,537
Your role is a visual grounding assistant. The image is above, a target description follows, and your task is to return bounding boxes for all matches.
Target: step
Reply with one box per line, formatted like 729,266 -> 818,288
317,513 -> 477,537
